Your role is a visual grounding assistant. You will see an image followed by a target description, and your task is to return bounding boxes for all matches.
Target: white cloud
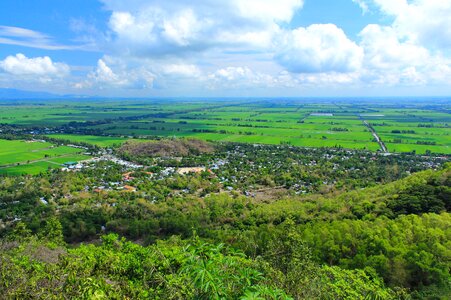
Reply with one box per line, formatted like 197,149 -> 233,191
207,66 -> 277,89
76,58 -> 154,89
360,25 -> 430,69
352,0 -> 369,14
394,0 -> 451,49
0,26 -> 87,51
297,72 -> 359,85
0,26 -> 48,40
371,0 -> 408,15
162,10 -> 203,47
101,0 -> 303,56
275,24 -> 363,73
353,0 -> 451,87
210,66 -> 254,81
234,0 -> 303,23
162,64 -> 201,77
102,0 -> 303,25
206,66 -> 362,90
364,0 -> 451,49
0,53 -> 69,77
107,9 -> 208,56
89,59 -> 124,85
74,0 -> 451,94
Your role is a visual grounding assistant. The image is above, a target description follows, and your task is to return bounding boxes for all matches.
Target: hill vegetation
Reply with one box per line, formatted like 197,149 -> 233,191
2,225 -> 403,300
119,139 -> 214,158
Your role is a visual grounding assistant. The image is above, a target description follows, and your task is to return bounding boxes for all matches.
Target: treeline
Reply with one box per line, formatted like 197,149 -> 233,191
391,130 -> 416,134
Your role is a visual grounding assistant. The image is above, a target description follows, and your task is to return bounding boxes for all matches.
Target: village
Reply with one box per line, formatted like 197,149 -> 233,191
52,142 -> 448,200
59,151 -> 216,196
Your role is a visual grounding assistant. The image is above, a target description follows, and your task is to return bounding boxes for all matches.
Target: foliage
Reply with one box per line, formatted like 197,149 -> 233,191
1,232 -> 292,299
299,213 -> 451,291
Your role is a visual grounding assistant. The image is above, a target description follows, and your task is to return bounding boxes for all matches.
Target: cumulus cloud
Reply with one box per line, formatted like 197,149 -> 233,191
233,0 -> 303,23
362,0 -> 451,49
360,25 -> 430,69
88,1 -> 369,91
0,53 -> 69,78
76,58 -> 154,89
352,0 -> 451,87
210,67 -> 254,81
206,66 -> 362,91
89,59 -> 125,85
392,0 -> 451,49
101,0 -> 303,56
207,66 -> 277,89
102,0 -> 302,25
275,24 -> 363,73
162,64 -> 201,78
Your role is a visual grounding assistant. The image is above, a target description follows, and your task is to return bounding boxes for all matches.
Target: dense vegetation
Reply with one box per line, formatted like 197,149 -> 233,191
2,223 -> 403,299
0,134 -> 449,298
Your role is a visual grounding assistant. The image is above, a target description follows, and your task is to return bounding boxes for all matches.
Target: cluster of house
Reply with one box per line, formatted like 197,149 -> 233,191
90,166 -> 215,194
67,144 -> 89,150
77,158 -> 217,194
84,155 -> 144,169
61,161 -> 83,171
61,155 -> 144,172
93,184 -> 137,193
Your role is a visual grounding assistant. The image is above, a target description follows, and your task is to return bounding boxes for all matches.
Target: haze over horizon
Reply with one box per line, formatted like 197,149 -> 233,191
0,0 -> 450,98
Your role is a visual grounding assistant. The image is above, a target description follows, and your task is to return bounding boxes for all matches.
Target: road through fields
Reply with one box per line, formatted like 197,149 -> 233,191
362,120 -> 388,153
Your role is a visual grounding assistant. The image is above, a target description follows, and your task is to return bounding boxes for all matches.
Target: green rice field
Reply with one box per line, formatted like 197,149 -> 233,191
0,139 -> 90,175
1,99 -> 450,156
48,134 -> 129,147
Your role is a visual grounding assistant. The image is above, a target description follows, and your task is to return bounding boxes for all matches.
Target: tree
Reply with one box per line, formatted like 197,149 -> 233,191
9,221 -> 32,241
40,217 -> 65,245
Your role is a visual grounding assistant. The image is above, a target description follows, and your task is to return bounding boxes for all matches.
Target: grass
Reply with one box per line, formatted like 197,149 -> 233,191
48,134 -> 130,147
0,140 -> 80,165
0,161 -> 58,175
0,154 -> 91,175
0,139 -> 90,175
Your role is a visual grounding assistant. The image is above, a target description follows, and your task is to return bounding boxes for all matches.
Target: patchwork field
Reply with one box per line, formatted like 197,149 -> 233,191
79,103 -> 380,151
0,139 -> 90,175
0,99 -> 450,155
365,108 -> 450,154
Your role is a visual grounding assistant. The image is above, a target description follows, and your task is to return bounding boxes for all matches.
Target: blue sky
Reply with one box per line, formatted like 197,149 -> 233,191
0,0 -> 450,97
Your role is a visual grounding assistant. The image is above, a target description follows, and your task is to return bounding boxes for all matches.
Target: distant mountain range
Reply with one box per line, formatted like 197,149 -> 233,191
0,88 -> 75,100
